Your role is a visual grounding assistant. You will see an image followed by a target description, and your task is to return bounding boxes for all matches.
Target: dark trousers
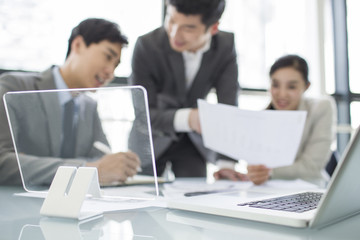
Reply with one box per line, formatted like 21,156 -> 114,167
154,134 -> 207,177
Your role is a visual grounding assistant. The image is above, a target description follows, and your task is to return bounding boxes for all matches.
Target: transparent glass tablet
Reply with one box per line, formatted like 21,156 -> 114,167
3,86 -> 158,199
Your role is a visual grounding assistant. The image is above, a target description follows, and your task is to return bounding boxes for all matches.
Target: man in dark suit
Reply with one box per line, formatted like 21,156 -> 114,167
130,0 -> 239,177
0,18 -> 140,186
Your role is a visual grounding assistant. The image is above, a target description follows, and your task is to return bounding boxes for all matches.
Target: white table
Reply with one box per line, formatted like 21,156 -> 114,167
1,182 -> 359,240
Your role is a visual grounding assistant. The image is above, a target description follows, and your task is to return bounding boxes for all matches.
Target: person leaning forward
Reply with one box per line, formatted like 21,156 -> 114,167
130,0 -> 240,178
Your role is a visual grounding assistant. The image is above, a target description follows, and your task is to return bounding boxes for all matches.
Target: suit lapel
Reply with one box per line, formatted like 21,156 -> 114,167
168,51 -> 187,105
162,30 -> 187,105
36,68 -> 62,156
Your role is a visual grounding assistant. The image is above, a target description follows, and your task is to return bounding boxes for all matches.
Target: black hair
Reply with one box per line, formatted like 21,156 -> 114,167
66,18 -> 128,59
167,0 -> 225,28
269,54 -> 310,84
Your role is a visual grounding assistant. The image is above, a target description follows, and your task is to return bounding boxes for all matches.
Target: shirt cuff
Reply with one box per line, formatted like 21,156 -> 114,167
216,159 -> 236,170
174,108 -> 192,132
268,169 -> 273,180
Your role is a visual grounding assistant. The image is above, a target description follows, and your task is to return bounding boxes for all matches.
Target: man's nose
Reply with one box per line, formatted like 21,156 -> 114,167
104,64 -> 115,79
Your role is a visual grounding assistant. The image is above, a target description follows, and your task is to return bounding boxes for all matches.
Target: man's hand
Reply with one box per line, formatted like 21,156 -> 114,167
189,108 -> 201,134
214,168 -> 248,181
247,164 -> 272,185
86,151 -> 140,185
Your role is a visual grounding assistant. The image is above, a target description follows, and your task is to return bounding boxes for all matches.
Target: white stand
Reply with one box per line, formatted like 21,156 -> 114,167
40,166 -> 103,220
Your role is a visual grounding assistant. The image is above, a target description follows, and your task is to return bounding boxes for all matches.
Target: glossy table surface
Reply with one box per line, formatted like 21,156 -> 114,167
1,184 -> 360,240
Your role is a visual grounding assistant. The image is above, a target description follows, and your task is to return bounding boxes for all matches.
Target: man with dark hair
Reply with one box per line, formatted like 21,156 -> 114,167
0,18 -> 140,185
65,18 -> 128,59
130,0 -> 239,177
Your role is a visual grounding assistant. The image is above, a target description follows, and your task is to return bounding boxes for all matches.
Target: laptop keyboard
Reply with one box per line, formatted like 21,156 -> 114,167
237,192 -> 323,213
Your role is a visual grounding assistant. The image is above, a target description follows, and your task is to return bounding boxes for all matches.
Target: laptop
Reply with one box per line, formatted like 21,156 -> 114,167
167,126 -> 360,228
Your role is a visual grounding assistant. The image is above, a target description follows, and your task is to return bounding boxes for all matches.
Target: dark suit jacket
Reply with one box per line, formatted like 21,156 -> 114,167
0,67 -> 108,186
130,27 -> 239,163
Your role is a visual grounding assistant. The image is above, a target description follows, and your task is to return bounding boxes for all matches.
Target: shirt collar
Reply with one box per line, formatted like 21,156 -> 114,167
52,66 -> 72,105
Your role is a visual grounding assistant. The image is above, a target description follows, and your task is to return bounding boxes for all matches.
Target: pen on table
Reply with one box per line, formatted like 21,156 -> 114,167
93,141 -> 112,154
184,190 -> 225,197
93,141 -> 142,172
184,185 -> 236,197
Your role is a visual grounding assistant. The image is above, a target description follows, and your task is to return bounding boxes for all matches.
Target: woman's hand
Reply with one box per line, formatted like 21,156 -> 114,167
247,164 -> 272,185
214,168 -> 248,181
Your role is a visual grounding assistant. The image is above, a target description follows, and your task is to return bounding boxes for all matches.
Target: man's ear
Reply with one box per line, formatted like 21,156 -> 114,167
70,35 -> 86,55
209,22 -> 219,36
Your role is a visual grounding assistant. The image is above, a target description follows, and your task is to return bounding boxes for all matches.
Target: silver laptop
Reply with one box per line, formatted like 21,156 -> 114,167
168,126 -> 360,228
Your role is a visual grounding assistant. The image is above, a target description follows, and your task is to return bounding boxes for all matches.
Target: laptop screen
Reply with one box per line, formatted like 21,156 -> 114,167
3,86 -> 158,199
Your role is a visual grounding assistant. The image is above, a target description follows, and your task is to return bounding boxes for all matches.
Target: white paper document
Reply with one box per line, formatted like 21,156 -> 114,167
198,100 -> 307,168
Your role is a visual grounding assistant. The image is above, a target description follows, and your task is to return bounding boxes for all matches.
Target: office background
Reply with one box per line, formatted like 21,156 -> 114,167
0,0 -> 358,154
